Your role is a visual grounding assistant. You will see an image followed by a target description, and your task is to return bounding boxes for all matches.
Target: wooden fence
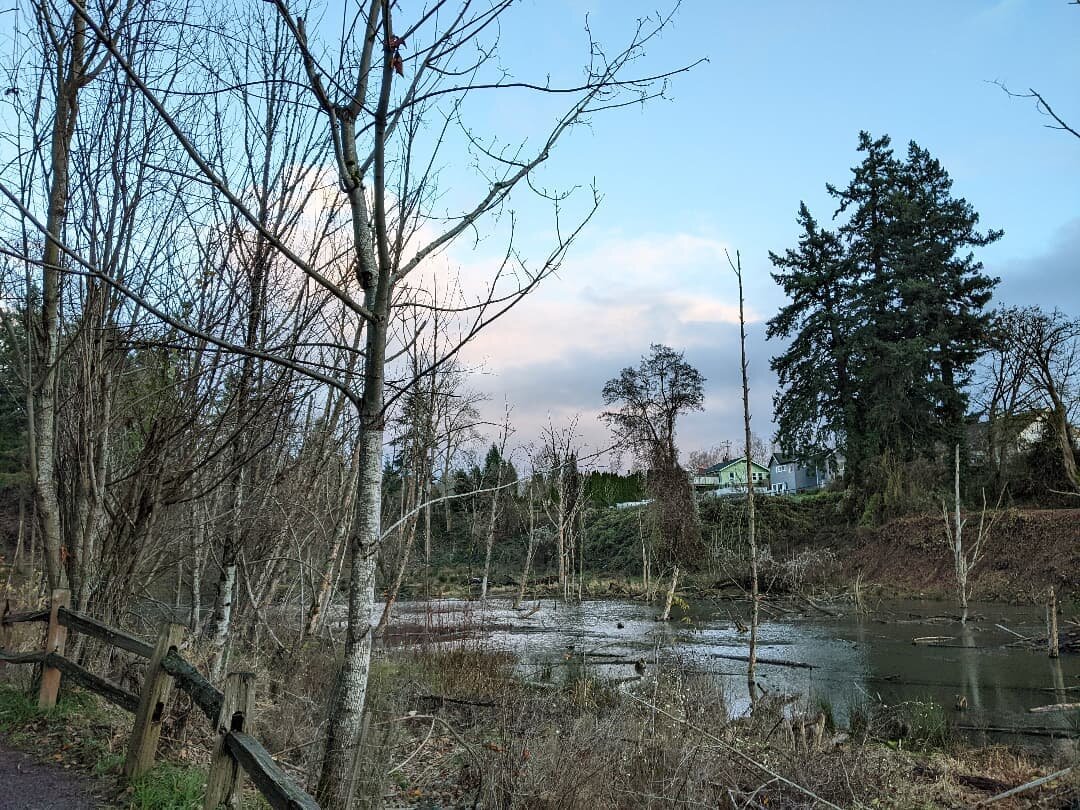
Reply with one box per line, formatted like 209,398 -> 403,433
0,589 -> 319,810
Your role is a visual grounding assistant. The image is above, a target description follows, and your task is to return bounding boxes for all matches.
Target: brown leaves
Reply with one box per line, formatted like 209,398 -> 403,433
387,34 -> 406,77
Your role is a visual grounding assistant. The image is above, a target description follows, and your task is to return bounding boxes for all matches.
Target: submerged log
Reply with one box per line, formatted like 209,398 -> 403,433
912,636 -> 955,645
707,651 -> 813,669
1027,701 -> 1080,714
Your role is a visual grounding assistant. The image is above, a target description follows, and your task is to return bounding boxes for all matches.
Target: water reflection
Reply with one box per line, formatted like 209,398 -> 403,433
379,597 -> 1080,743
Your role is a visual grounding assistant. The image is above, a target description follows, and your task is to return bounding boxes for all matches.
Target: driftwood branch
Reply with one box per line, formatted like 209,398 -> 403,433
707,652 -> 813,670
976,766 -> 1074,805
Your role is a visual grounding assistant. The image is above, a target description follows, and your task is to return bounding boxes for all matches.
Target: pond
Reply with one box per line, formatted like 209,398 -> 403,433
381,596 -> 1080,745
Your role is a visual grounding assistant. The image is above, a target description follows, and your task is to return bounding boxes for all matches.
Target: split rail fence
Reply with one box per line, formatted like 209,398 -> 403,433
0,588 -> 319,810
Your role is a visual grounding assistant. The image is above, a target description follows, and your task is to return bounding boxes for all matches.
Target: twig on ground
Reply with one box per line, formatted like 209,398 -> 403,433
976,766 -> 1073,806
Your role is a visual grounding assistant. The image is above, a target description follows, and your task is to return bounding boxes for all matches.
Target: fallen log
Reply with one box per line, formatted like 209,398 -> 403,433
801,596 -> 839,618
953,724 -> 1080,739
1027,701 -> 1080,714
707,651 -> 813,669
957,773 -> 1011,793
995,623 -> 1030,640
912,636 -> 955,645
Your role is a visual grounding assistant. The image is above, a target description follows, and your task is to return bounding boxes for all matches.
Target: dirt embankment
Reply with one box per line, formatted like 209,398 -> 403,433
843,508 -> 1080,602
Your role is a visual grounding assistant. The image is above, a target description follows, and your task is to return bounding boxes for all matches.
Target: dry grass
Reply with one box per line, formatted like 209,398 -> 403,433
4,586 -> 1075,809
283,641 -> 1075,810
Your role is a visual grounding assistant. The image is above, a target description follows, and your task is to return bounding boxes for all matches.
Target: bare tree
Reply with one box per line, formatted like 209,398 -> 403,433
729,250 -> 759,701
941,444 -> 1003,623
513,477 -> 538,610
479,407 -> 514,608
602,344 -> 704,620
998,307 -> 1080,493
536,418 -> 587,600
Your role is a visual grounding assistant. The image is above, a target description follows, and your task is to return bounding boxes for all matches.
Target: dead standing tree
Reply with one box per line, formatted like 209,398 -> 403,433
941,443 -> 1004,624
602,344 -> 704,621
729,249 -> 759,701
537,418 -> 586,601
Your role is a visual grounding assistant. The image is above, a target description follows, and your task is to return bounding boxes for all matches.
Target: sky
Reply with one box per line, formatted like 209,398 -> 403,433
414,0 -> 1080,468
8,1 -> 1075,471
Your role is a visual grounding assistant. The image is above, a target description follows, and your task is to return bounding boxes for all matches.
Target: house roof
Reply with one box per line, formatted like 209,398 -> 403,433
701,458 -> 770,475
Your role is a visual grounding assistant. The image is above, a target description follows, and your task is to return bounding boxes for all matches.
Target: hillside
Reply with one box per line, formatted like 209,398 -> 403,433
846,508 -> 1080,603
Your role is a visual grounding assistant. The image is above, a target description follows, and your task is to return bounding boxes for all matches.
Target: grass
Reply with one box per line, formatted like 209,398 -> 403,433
127,763 -> 211,810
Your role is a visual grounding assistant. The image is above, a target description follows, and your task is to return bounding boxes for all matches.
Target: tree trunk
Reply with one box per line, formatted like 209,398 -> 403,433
555,482 -> 566,597
735,253 -> 759,702
950,445 -> 969,624
208,560 -> 236,677
513,486 -> 535,609
308,467 -> 357,636
316,85 -> 391,801
479,466 -> 503,607
660,564 -> 679,621
639,511 -> 650,597
1049,402 -> 1080,492
577,503 -> 585,601
1048,586 -> 1059,659
316,415 -> 383,810
189,507 -> 204,631
376,508 -> 419,632
34,11 -> 87,593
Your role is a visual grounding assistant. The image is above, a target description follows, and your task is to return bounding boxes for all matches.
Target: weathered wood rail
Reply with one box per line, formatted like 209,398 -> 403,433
1,590 -> 319,810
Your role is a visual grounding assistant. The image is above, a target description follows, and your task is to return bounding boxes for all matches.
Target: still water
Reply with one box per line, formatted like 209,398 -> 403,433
383,596 -> 1080,741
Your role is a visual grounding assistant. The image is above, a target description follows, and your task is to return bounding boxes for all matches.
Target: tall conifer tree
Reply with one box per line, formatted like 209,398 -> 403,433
769,132 -> 1001,488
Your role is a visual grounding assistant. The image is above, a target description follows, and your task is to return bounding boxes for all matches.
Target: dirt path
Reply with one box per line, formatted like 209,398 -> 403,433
0,739 -> 106,809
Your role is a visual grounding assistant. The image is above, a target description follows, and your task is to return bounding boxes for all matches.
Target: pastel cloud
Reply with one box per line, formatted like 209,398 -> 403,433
449,229 -> 778,458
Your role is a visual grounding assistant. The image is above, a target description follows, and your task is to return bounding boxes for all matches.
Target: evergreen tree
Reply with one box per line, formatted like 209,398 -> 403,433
767,202 -> 854,466
769,132 -> 1001,487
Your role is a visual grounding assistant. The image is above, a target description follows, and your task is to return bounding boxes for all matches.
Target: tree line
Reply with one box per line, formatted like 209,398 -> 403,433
0,2 -> 693,807
768,132 -> 1079,515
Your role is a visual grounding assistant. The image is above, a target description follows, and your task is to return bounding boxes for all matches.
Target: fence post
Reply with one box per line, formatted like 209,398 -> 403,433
1,598 -> 12,651
125,622 -> 186,778
204,671 -> 255,809
38,589 -> 71,709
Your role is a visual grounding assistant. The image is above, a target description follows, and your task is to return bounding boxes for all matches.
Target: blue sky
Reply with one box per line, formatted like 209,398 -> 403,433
431,0 -> 1080,464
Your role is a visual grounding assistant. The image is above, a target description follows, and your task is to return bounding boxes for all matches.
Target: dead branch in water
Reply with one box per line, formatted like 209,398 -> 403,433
1027,702 -> 1080,713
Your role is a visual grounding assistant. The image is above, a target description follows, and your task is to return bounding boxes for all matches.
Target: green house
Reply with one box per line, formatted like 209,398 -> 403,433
692,458 -> 770,492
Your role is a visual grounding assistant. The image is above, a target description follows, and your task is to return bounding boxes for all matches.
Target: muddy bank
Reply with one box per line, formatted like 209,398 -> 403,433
844,508 -> 1080,602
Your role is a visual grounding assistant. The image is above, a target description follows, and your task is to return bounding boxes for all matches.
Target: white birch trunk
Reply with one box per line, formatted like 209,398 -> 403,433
316,421 -> 382,809
660,564 -> 679,621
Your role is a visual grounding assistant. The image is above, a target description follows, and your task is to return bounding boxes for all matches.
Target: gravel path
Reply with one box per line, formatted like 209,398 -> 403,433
0,740 -> 103,809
